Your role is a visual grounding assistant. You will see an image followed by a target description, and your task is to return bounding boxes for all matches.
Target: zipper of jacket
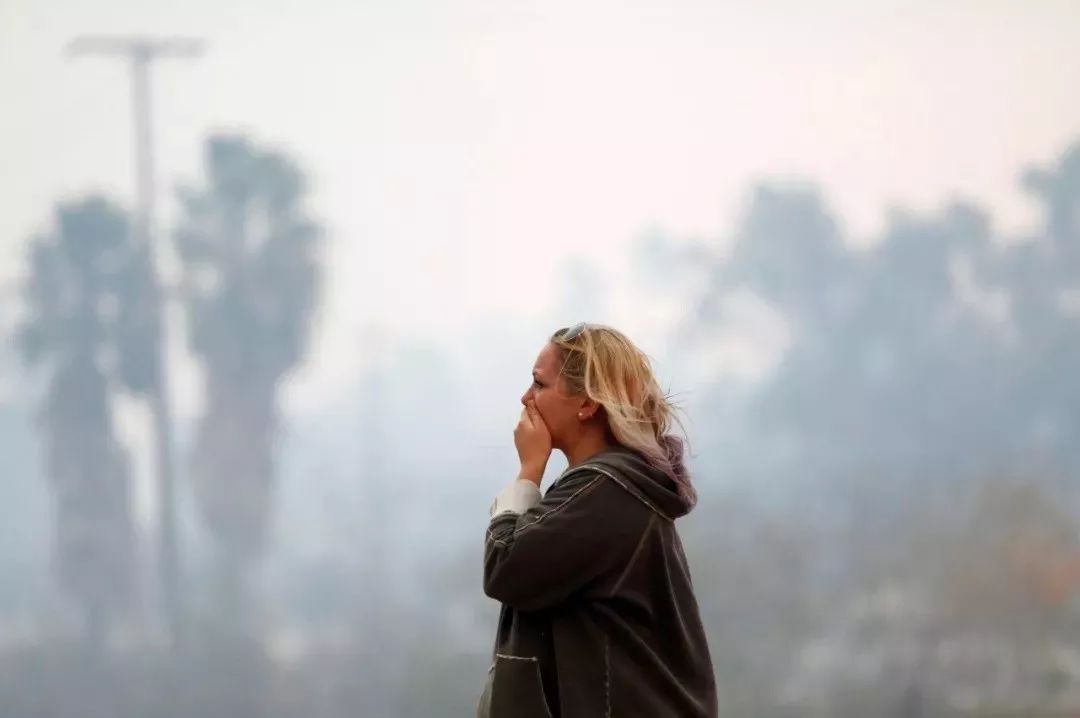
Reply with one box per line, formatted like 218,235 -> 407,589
550,462 -> 674,522
547,462 -> 604,493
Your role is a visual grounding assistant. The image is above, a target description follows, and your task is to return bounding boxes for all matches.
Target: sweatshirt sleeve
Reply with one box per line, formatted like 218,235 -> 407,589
489,479 -> 542,518
483,470 -> 649,611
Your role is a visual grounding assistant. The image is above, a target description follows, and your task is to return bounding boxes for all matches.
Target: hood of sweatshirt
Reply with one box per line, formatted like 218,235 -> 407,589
559,444 -> 692,520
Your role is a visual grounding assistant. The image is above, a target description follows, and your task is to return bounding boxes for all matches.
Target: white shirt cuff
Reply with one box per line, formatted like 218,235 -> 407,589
489,479 -> 542,518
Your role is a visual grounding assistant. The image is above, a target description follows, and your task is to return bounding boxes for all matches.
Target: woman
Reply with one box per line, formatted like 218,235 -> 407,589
478,323 -> 717,718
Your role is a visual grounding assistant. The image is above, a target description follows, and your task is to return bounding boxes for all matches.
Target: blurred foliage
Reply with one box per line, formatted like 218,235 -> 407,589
15,197 -> 141,652
175,134 -> 323,589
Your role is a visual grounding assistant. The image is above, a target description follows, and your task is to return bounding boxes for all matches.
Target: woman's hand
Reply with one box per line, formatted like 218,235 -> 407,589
515,400 -> 552,485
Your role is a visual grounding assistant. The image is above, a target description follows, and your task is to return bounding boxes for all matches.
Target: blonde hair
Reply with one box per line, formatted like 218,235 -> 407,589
550,324 -> 697,509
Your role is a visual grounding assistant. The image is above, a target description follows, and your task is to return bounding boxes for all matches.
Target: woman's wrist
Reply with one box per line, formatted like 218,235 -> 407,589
517,461 -> 547,484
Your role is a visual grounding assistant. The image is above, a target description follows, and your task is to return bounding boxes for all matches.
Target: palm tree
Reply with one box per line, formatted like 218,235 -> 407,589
175,134 -> 322,615
17,197 -> 145,649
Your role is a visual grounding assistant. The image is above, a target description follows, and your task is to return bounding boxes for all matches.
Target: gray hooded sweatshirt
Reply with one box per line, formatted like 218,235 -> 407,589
478,445 -> 718,718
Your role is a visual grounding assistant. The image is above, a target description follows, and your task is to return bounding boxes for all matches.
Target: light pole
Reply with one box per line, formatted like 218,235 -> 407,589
67,36 -> 203,647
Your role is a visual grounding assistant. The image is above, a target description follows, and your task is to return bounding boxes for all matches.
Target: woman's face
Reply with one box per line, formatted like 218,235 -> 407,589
520,342 -> 584,451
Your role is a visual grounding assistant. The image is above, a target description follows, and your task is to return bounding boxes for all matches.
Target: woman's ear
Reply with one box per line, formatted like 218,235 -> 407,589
577,396 -> 601,421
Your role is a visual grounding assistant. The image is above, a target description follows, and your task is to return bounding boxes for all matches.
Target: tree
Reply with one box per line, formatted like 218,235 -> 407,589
17,197 -> 145,649
1001,142 -> 1080,473
175,135 -> 322,613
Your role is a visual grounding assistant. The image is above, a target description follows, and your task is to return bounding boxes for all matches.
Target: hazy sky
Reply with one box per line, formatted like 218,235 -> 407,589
3,0 -> 1080,416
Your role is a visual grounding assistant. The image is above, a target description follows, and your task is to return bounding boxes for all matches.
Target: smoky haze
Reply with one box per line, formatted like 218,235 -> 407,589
3,1 -> 1080,716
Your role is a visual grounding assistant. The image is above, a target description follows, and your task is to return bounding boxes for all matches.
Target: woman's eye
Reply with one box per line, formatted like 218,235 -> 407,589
532,380 -> 541,388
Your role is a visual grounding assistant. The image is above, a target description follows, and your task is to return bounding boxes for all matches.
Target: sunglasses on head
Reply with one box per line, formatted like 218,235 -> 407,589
558,322 -> 589,341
